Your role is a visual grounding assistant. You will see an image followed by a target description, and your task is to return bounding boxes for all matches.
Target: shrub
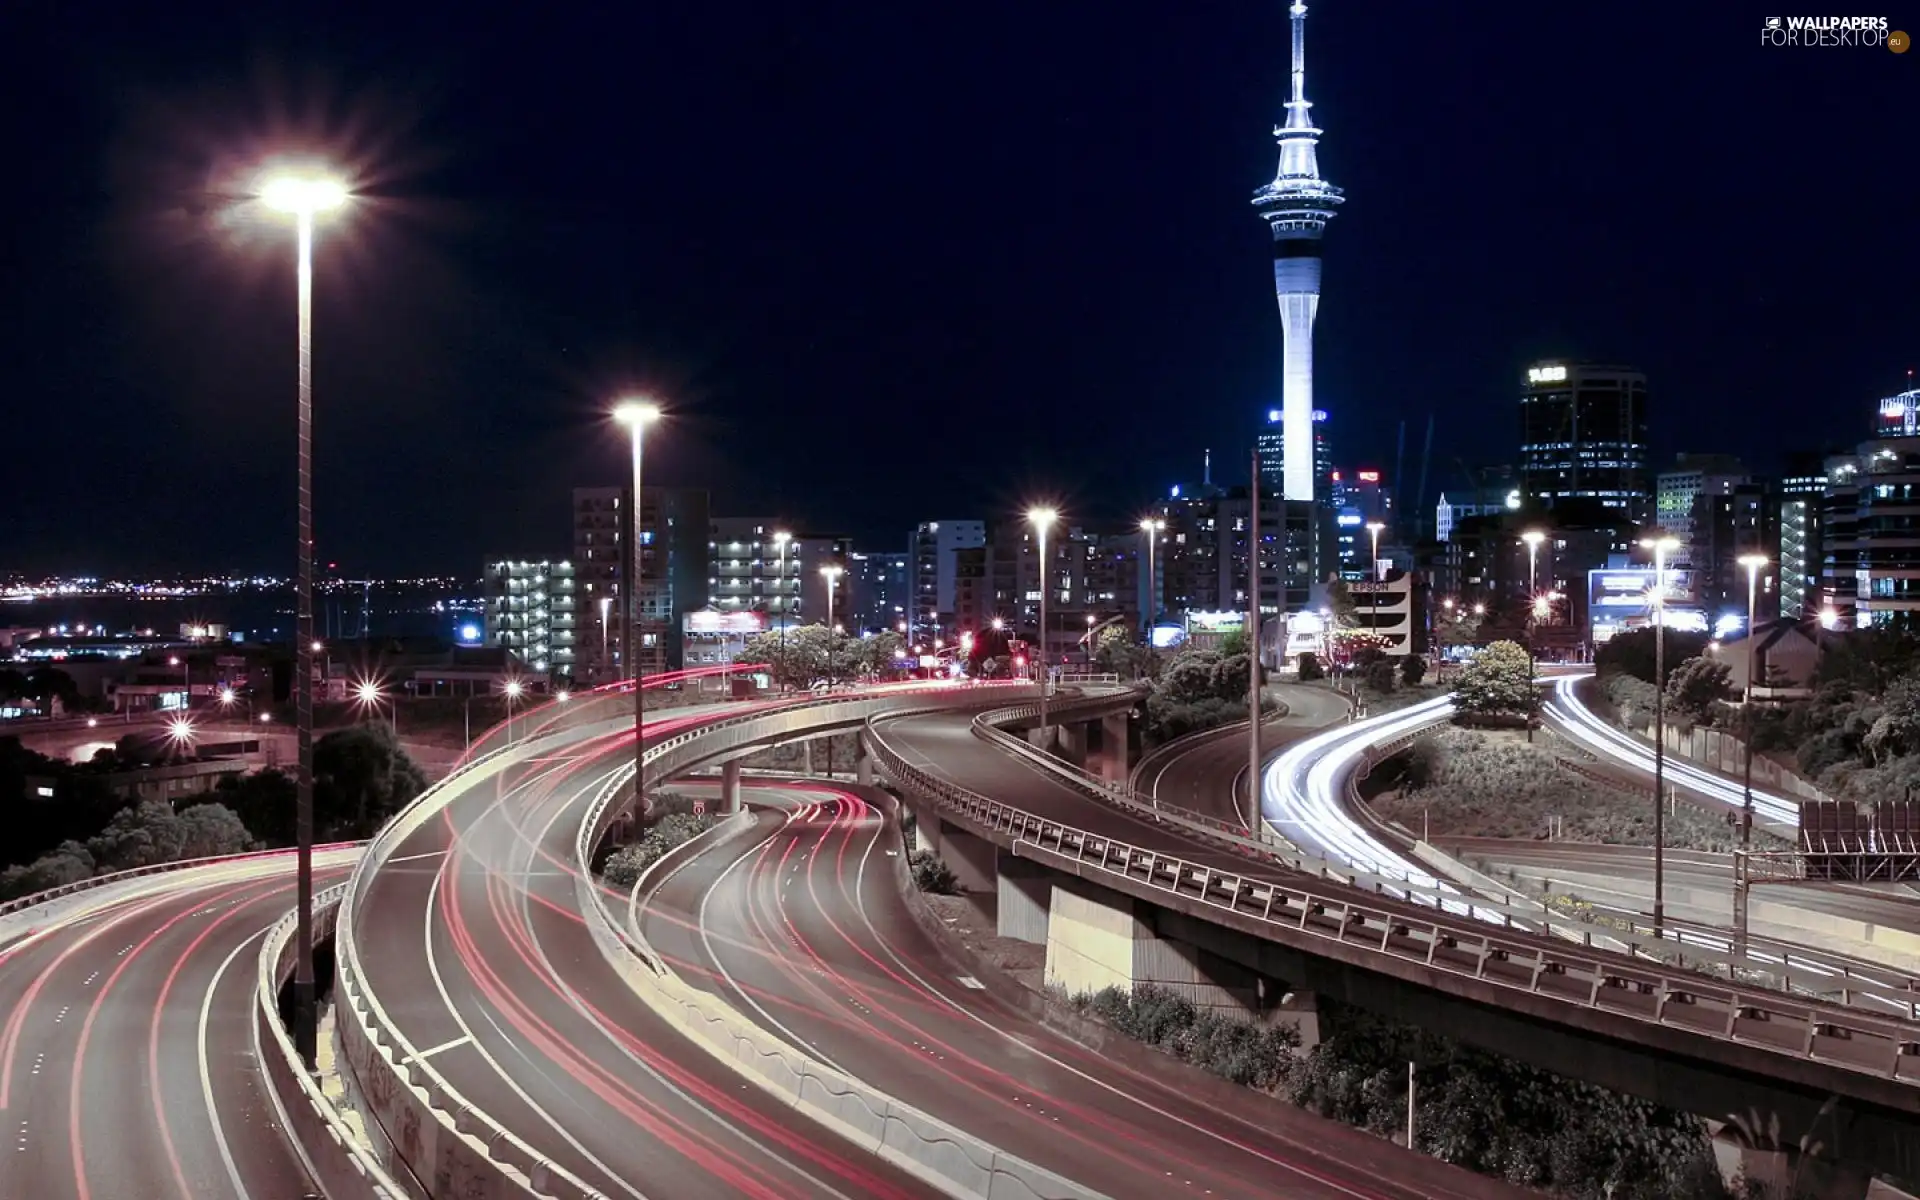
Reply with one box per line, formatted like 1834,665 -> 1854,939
1364,660 -> 1399,696
1665,656 -> 1733,726
1073,985 -> 1299,1091
1453,641 -> 1537,720
602,811 -> 715,888
1297,653 -> 1325,681
1399,655 -> 1427,687
908,849 -> 958,894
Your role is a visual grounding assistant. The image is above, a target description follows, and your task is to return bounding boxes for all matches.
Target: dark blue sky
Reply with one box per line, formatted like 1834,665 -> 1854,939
0,4 -> 1911,575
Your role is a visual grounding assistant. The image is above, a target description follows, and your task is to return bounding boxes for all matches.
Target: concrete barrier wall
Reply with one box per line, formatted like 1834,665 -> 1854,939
574,809 -> 1104,1200
1634,725 -> 1833,803
253,885 -> 415,1200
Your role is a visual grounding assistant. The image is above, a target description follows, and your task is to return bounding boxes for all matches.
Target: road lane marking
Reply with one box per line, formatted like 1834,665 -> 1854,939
385,851 -> 447,864
200,925 -> 269,1200
407,1035 -> 471,1063
956,977 -> 984,990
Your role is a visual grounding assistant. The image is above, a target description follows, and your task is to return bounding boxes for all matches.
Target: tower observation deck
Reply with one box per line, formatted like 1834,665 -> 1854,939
1253,0 -> 1343,507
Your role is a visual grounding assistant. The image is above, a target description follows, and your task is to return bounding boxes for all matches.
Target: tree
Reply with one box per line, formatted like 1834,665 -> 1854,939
1595,627 -> 1711,687
734,624 -> 879,689
1664,656 -> 1732,725
314,724 -> 428,841
1433,610 -> 1483,649
1815,626 -> 1920,695
1452,640 -> 1538,720
0,840 -> 96,900
1092,626 -> 1153,679
215,768 -> 298,846
1297,653 -> 1325,681
1364,660 -> 1398,695
1323,579 -> 1358,627
1399,655 -> 1427,687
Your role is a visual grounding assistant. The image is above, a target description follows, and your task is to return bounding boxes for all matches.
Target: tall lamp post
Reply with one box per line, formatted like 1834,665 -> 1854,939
1139,517 -> 1164,635
1521,530 -> 1547,742
261,170 -> 347,1071
1735,552 -> 1769,956
1640,533 -> 1681,938
597,595 -> 613,683
1364,521 -> 1386,669
614,400 -> 662,806
1028,508 -> 1058,731
773,530 -> 792,670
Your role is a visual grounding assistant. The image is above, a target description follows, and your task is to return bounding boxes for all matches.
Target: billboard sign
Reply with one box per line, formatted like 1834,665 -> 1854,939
683,609 -> 768,636
1588,568 -> 1698,643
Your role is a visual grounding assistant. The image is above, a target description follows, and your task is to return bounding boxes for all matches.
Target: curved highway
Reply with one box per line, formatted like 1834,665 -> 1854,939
634,777 -> 1521,1200
350,700 -> 943,1198
0,847 -> 360,1199
1132,684 -> 1352,827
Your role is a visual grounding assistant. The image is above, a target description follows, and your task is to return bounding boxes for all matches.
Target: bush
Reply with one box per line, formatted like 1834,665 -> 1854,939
1375,729 -> 1790,853
908,849 -> 958,894
1665,656 -> 1733,726
1297,653 -> 1325,681
1070,985 -> 1299,1091
602,811 -> 715,889
1452,641 -> 1537,721
1363,660 -> 1398,695
1399,655 -> 1427,687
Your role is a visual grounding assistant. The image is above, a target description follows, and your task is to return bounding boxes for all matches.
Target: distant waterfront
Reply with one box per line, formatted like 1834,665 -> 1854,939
0,583 -> 478,643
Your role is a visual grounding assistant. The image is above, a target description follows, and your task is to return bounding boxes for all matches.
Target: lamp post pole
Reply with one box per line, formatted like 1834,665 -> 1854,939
1028,508 -> 1058,734
1521,530 -> 1545,743
615,401 -> 661,808
1736,553 -> 1767,956
1248,451 -> 1264,833
775,531 -> 791,682
1641,534 -> 1680,939
261,173 -> 347,1071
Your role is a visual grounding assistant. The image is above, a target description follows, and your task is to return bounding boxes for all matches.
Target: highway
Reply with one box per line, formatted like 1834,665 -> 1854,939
1132,684 -> 1352,827
637,777 -> 1526,1200
0,847 -> 360,1200
349,700 -> 945,1199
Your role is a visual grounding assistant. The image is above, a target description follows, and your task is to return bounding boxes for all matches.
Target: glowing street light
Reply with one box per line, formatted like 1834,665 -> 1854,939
556,689 -> 572,703
219,687 -> 236,705
261,166 -> 349,1069
1638,532 -> 1682,937
1139,517 -> 1165,634
820,564 -> 844,631
1027,506 -> 1058,731
614,399 -> 662,804
773,531 -> 793,659
1734,551 -> 1770,953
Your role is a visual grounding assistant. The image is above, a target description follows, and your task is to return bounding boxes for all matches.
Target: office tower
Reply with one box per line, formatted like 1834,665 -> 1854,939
1255,407 -> 1332,503
1655,454 -> 1749,567
1775,453 -> 1826,619
1820,435 -> 1920,630
480,560 -> 577,680
797,535 -> 853,629
907,520 -> 986,640
1695,484 -> 1776,622
849,550 -> 908,635
1519,362 -> 1652,524
1329,467 -> 1391,579
1252,0 -> 1342,506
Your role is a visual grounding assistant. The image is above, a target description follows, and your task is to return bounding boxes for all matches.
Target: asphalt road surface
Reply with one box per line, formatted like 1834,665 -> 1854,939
1133,684 -> 1353,826
0,849 -> 360,1200
638,778 -> 1530,1200
349,705 -> 944,1199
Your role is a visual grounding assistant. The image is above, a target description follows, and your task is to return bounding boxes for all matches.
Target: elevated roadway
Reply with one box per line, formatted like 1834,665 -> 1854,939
637,777 -> 1518,1200
1131,684 -> 1352,827
0,846 -> 361,1200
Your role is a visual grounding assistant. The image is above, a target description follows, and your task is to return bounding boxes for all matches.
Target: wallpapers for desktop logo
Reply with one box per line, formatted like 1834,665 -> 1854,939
1760,15 -> 1906,50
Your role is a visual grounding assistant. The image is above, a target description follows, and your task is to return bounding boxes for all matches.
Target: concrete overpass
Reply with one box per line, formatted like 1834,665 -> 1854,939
868,697 -> 1920,1190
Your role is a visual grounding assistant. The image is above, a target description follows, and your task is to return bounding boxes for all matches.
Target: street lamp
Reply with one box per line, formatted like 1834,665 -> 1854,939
261,167 -> 347,1071
597,595 -> 613,683
820,564 -> 843,630
1639,533 -> 1682,938
773,530 -> 792,668
1139,517 -> 1164,635
1735,552 -> 1769,954
614,399 -> 661,806
1521,530 -> 1548,741
1364,521 -> 1387,654
1028,507 -> 1058,732
502,678 -> 524,743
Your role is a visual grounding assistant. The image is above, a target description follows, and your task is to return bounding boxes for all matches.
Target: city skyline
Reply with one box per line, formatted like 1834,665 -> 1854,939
0,4 -> 1913,575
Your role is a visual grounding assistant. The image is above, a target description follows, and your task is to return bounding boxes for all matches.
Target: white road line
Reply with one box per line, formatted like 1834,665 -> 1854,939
384,851 -> 447,864
406,1035 -> 471,1062
200,925 -> 269,1200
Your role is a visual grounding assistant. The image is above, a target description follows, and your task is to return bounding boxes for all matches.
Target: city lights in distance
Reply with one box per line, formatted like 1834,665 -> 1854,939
1527,365 -> 1568,384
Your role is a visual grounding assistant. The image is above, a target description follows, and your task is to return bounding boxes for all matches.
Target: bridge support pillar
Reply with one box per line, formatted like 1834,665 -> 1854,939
1098,711 -> 1132,783
719,759 -> 742,814
996,853 -> 1052,944
1055,721 -> 1087,767
856,752 -> 875,787
801,739 -> 815,775
936,824 -> 997,894
1042,877 -> 1274,1019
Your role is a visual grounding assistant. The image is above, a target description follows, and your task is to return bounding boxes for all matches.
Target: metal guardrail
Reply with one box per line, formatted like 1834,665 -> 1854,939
0,840 -> 368,920
252,883 -> 411,1198
959,699 -> 1920,1017
868,724 -> 1920,1082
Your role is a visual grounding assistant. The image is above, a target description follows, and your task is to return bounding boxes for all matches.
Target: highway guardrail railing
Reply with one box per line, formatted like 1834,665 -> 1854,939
571,773 -> 1103,1200
951,699 -> 1920,1019
254,882 -> 412,1199
0,839 -> 368,920
866,731 -> 1920,1089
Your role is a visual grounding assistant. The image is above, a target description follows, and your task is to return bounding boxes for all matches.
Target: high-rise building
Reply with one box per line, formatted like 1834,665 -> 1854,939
1776,454 -> 1827,619
1820,434 -> 1920,630
1329,468 -> 1391,579
571,485 -> 710,680
480,560 -> 577,680
708,518 -> 798,624
1877,387 -> 1920,438
1694,484 -> 1776,623
1518,362 -> 1652,524
797,535 -> 854,629
849,550 -> 908,635
1655,454 -> 1749,568
906,520 -> 985,640
1255,407 -> 1332,504
1252,1 -> 1342,507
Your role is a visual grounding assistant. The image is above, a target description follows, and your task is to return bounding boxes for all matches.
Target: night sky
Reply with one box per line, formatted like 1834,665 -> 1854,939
1,4 -> 1911,576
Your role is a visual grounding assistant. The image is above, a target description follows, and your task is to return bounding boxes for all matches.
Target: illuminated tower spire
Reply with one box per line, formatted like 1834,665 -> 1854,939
1253,0 -> 1343,504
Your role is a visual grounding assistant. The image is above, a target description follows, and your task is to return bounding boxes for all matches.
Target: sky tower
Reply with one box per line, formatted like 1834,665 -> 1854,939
1253,1 -> 1343,505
